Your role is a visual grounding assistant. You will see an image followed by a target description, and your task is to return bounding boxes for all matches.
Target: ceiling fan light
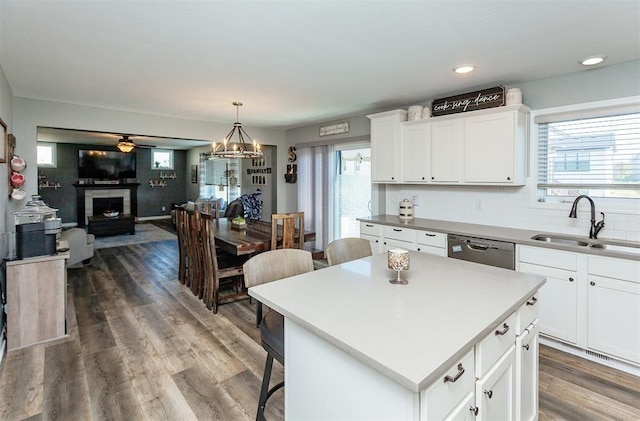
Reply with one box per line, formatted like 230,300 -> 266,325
117,142 -> 135,153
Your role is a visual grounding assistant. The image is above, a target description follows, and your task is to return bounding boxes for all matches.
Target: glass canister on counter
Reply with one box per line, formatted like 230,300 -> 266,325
13,195 -> 61,259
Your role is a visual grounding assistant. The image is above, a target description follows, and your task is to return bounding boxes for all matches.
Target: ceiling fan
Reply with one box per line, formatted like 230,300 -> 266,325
116,135 -> 156,153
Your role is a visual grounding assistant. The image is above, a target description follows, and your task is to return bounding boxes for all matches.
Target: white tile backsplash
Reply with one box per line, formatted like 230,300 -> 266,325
386,183 -> 639,242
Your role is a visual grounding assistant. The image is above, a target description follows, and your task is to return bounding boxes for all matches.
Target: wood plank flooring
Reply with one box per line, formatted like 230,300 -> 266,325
0,238 -> 638,420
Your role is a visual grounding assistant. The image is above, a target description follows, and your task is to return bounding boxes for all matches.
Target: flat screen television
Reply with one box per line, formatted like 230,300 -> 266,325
78,149 -> 137,180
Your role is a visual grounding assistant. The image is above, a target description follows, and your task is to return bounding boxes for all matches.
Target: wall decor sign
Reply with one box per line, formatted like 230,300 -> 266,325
319,122 -> 349,137
431,86 -> 505,117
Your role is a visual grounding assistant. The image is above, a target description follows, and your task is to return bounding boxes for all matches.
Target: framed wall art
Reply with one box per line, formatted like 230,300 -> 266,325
191,164 -> 198,183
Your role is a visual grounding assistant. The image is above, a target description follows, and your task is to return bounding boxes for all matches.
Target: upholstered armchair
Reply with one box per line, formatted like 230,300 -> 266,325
59,228 -> 95,267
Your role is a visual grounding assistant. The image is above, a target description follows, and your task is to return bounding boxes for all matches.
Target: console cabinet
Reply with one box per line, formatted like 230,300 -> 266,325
5,251 -> 69,350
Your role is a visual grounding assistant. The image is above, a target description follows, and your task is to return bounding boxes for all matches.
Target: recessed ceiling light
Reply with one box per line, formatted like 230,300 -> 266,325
581,56 -> 606,66
454,65 -> 475,74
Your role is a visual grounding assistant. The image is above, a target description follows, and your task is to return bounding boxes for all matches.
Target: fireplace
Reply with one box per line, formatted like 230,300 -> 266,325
93,197 -> 124,215
74,183 -> 139,227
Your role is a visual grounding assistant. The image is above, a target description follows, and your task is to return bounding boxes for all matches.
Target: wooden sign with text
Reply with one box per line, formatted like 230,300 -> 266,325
431,86 -> 505,117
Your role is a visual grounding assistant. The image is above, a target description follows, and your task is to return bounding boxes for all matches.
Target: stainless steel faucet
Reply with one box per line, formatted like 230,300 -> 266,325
568,195 -> 605,239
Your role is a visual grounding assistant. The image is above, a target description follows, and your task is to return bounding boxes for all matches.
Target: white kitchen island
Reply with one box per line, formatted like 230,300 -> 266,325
249,251 -> 546,420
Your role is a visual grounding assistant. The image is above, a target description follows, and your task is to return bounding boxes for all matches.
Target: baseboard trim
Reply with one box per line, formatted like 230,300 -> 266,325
540,336 -> 640,376
137,215 -> 171,221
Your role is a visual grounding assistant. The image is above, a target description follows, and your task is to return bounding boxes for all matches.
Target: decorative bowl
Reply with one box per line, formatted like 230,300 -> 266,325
103,210 -> 120,218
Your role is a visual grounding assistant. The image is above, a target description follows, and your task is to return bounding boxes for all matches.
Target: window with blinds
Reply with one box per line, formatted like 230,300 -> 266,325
536,110 -> 640,202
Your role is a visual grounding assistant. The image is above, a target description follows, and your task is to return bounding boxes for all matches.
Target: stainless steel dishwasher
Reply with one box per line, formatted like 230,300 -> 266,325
447,234 -> 515,270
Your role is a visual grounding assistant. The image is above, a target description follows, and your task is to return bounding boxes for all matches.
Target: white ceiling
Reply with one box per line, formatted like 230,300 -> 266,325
1,0 -> 639,148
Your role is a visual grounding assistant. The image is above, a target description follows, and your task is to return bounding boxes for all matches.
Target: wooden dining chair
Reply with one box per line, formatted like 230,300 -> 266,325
325,237 -> 372,266
174,206 -> 189,285
197,200 -> 220,220
243,249 -> 314,421
186,210 -> 204,296
199,212 -> 246,313
270,212 -> 304,250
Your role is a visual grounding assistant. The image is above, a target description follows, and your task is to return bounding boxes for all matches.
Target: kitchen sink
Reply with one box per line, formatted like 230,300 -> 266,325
531,234 -> 590,247
531,234 -> 640,255
589,242 -> 640,255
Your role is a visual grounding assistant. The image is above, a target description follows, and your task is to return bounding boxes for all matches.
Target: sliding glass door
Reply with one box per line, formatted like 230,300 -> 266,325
334,147 -> 371,240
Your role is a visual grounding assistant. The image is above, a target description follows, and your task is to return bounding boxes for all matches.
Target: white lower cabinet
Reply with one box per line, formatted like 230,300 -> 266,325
445,392 -> 476,421
516,321 -> 539,421
475,346 -> 515,421
421,349 -> 475,420
518,245 -> 640,370
360,222 -> 383,253
586,255 -> 640,365
518,246 -> 578,344
360,222 -> 448,256
416,230 -> 447,257
421,306 -> 532,420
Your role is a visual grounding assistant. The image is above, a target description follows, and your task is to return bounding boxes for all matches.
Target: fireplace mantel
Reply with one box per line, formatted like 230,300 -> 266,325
74,183 -> 139,227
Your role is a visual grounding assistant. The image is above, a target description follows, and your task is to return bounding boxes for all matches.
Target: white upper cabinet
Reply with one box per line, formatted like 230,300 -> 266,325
463,107 -> 528,184
401,121 -> 431,183
431,119 -> 463,183
368,110 -> 407,183
370,105 -> 530,185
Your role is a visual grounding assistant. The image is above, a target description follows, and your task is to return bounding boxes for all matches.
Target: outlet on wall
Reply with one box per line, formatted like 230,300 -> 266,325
475,200 -> 482,210
162,206 -> 166,211
412,195 -> 420,206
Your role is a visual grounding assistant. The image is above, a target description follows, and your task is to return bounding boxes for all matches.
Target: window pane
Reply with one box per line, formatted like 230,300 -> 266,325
537,112 -> 640,200
37,143 -> 56,167
152,150 -> 173,169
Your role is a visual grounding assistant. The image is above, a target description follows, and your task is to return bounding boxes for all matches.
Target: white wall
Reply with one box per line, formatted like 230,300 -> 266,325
0,64 -> 13,238
12,98 -> 289,217
284,60 -> 640,242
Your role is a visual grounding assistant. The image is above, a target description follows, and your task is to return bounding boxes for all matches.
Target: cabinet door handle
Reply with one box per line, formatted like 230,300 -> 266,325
507,177 -> 511,181
365,224 -> 374,227
391,177 -> 395,180
590,281 -> 596,286
470,406 -> 479,416
523,344 -> 530,351
569,277 -> 574,282
484,389 -> 493,399
431,176 -> 435,180
495,323 -> 510,336
526,297 -> 537,306
425,233 -> 436,237
443,363 -> 465,383
393,228 -> 402,232
421,177 -> 425,180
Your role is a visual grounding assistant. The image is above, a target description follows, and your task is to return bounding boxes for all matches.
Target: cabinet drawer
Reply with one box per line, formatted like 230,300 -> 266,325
518,245 -> 577,271
384,225 -> 416,242
421,348 -> 475,421
417,230 -> 447,248
516,293 -> 539,334
587,255 -> 640,283
475,312 -> 517,378
360,222 -> 382,236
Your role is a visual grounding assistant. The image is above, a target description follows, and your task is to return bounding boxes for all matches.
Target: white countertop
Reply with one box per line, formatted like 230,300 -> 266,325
249,251 -> 545,393
358,215 -> 640,260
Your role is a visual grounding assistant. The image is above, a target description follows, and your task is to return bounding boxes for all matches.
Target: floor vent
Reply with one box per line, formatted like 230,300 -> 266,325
558,342 -> 611,361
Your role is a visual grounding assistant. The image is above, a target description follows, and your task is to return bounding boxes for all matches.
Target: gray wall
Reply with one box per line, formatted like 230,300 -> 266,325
37,143 -> 188,223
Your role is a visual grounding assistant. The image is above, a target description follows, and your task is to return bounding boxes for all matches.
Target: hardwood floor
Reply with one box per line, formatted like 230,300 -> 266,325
0,239 -> 638,420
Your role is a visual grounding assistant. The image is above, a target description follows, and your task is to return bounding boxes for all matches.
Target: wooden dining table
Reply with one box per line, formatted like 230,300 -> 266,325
214,218 -> 317,256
